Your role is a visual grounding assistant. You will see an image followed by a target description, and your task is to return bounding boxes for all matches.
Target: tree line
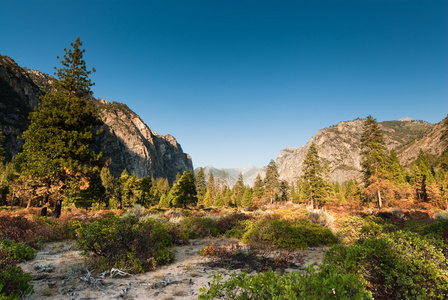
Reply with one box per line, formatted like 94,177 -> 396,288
0,38 -> 447,215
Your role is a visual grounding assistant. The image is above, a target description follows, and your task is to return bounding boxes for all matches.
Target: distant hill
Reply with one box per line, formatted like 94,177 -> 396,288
194,165 -> 261,188
276,118 -> 439,183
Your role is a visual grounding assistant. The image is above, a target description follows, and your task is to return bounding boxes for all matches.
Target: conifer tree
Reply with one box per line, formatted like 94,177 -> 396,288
412,149 -> 435,202
232,173 -> 245,207
214,191 -> 224,207
387,150 -> 406,183
253,173 -> 264,200
171,171 -> 197,209
195,167 -> 206,203
301,143 -> 327,208
15,38 -> 102,217
206,173 -> 216,201
360,115 -> 387,208
264,160 -> 280,204
203,191 -> 213,207
241,187 -> 253,208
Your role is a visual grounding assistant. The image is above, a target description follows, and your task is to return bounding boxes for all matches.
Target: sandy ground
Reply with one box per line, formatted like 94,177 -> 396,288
19,238 -> 326,300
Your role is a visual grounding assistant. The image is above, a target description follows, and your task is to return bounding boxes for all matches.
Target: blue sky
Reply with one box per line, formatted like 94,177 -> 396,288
2,0 -> 447,169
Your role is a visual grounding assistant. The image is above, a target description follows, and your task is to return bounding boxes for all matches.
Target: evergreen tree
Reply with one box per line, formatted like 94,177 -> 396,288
360,115 -> 387,208
253,173 -> 264,200
15,38 -> 102,217
138,176 -> 154,207
214,191 -> 224,207
203,191 -> 213,207
241,187 -> 253,208
195,167 -> 206,203
232,173 -> 245,207
412,149 -> 435,202
206,173 -> 216,201
301,143 -> 327,208
100,166 -> 114,206
387,150 -> 406,183
171,171 -> 197,209
264,160 -> 280,204
224,187 -> 232,207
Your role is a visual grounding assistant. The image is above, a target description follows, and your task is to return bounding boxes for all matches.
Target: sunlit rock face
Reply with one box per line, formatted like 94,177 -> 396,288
0,54 -> 193,182
276,118 -> 437,183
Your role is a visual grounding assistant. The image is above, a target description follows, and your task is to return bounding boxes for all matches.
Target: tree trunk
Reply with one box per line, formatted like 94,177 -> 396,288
41,193 -> 49,216
377,189 -> 382,209
54,200 -> 62,218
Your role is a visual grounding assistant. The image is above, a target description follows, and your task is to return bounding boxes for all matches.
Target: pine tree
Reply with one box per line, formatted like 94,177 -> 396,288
214,191 -> 224,207
171,171 -> 197,209
387,150 -> 406,183
232,173 -> 245,207
360,115 -> 387,208
253,173 -> 264,200
301,143 -> 327,208
15,38 -> 102,217
241,188 -> 253,208
195,167 -> 206,203
412,149 -> 435,202
264,160 -> 280,204
206,173 -> 216,201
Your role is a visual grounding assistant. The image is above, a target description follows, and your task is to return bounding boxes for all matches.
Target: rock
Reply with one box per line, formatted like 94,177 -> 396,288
0,54 -> 193,182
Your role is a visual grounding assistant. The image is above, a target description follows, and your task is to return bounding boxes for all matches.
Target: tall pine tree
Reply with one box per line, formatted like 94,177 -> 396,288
360,115 -> 387,208
15,38 -> 102,217
264,160 -> 280,204
301,143 -> 327,208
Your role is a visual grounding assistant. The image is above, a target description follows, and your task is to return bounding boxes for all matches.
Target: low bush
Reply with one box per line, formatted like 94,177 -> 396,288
199,267 -> 372,299
0,214 -> 67,249
0,238 -> 37,261
242,217 -> 337,250
76,213 -> 174,273
179,216 -> 220,239
322,230 -> 448,299
0,249 -> 33,299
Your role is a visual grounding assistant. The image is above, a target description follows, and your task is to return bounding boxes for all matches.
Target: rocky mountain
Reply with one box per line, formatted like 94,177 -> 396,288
276,118 -> 437,183
0,54 -> 192,183
194,165 -> 261,188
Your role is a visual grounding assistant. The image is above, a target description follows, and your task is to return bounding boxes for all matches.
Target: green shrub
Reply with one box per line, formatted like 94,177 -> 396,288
180,216 -> 220,239
0,239 -> 37,261
225,228 -> 244,238
322,230 -> 448,299
0,250 -> 33,299
422,218 -> 448,240
199,267 -> 372,299
242,217 -> 337,250
76,213 -> 174,273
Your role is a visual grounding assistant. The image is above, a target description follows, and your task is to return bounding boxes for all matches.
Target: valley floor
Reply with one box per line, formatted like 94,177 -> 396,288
20,238 -> 326,300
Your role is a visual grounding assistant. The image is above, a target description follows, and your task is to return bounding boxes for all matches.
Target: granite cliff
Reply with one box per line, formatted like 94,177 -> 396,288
276,118 -> 437,183
0,54 -> 192,182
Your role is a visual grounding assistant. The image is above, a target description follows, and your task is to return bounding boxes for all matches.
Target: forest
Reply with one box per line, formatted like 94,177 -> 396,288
1,38 -> 448,299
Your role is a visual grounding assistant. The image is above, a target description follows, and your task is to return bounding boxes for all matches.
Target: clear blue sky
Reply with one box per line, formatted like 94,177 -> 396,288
2,0 -> 447,169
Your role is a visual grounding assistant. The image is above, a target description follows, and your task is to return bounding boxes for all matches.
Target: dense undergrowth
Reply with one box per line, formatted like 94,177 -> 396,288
1,205 -> 448,299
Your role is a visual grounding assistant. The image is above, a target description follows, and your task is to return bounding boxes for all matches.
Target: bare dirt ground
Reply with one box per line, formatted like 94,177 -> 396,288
19,238 -> 326,300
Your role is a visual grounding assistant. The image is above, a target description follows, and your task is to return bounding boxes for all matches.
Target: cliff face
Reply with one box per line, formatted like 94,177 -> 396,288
276,118 -> 436,183
0,55 -> 45,158
0,54 -> 192,182
398,116 -> 447,166
93,100 -> 193,183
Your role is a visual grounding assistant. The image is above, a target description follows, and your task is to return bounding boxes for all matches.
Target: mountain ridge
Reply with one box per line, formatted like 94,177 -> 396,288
0,54 -> 192,183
